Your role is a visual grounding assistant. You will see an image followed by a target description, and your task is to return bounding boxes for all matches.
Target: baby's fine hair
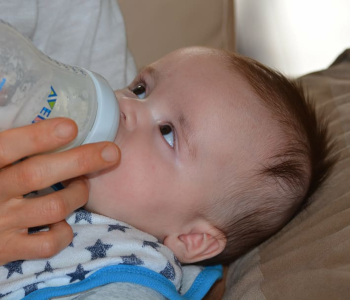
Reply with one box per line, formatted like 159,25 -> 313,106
204,51 -> 336,265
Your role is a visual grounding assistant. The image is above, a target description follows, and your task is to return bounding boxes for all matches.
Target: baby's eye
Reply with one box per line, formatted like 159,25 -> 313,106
159,124 -> 174,148
131,84 -> 146,99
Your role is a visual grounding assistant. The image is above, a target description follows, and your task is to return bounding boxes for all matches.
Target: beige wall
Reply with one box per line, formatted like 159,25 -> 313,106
119,0 -> 235,70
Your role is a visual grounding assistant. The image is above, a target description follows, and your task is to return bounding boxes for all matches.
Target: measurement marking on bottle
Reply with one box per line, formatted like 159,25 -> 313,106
0,78 -> 6,91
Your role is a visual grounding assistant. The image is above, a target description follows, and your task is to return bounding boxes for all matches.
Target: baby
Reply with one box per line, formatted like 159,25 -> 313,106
85,46 -> 334,265
0,47 -> 334,299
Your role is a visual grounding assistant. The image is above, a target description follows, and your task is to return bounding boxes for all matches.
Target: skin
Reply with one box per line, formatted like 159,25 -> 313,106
0,118 -> 120,265
85,47 -> 280,262
0,47 -> 282,265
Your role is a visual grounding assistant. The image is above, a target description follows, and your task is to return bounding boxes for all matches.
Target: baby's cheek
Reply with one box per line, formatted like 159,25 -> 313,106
85,176 -> 116,212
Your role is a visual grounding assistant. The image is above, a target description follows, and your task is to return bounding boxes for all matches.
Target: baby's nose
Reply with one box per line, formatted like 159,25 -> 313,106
118,97 -> 138,131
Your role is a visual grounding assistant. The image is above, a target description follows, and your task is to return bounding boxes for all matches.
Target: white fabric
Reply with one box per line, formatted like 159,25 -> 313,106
0,0 -> 137,90
0,209 -> 184,299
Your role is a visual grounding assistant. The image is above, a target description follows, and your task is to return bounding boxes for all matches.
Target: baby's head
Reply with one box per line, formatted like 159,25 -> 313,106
85,47 -> 334,265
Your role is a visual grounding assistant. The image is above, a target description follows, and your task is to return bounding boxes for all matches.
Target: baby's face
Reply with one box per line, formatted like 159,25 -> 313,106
85,48 -> 275,241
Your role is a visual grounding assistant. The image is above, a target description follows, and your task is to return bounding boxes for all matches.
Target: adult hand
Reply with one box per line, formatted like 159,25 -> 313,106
0,118 -> 120,265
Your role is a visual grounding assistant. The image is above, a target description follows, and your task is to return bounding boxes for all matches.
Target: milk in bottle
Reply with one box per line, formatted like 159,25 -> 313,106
0,20 -> 119,152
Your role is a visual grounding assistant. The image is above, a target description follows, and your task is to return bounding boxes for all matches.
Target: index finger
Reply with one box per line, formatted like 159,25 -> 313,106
0,142 -> 120,200
0,118 -> 77,168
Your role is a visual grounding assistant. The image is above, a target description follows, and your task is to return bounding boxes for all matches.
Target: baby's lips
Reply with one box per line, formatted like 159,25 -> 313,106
113,113 -> 125,146
120,111 -> 126,124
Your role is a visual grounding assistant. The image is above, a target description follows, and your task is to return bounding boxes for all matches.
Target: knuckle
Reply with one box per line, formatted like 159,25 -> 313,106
15,160 -> 45,189
38,237 -> 59,258
74,152 -> 92,173
44,194 -> 68,220
28,126 -> 48,149
39,223 -> 73,258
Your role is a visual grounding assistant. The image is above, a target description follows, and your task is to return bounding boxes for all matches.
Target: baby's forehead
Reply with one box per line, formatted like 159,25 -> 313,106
158,48 -> 283,167
199,99 -> 282,177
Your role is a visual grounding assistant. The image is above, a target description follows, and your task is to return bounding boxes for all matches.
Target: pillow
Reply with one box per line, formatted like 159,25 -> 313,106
223,49 -> 350,300
118,0 -> 235,70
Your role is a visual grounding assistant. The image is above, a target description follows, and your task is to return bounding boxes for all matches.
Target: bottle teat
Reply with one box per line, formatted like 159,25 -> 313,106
81,70 -> 120,144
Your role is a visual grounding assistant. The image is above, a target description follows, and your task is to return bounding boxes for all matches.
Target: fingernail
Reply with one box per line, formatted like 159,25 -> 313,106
101,145 -> 119,162
55,121 -> 74,139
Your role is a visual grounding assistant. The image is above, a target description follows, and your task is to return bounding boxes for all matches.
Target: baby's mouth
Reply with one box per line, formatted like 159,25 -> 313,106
114,112 -> 126,146
120,111 -> 126,124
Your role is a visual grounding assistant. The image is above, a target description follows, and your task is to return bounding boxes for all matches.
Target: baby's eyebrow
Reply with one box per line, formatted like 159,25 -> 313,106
139,65 -> 160,81
178,112 -> 197,160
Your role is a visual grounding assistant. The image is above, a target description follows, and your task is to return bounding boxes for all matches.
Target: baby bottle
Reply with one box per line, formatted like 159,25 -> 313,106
0,20 -> 119,152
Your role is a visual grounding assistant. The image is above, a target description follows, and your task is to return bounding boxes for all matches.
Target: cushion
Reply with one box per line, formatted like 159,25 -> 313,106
118,0 -> 235,70
223,49 -> 350,299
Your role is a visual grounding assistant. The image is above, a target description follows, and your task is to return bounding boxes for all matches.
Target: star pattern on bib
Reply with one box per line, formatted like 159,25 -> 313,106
24,282 -> 41,296
120,254 -> 144,266
3,260 -> 24,279
0,292 -> 11,298
67,264 -> 90,283
174,255 -> 182,269
142,240 -> 160,251
75,208 -> 92,224
0,209 -> 186,297
35,261 -> 55,278
85,239 -> 113,260
108,224 -> 130,233
69,232 -> 79,247
160,261 -> 175,280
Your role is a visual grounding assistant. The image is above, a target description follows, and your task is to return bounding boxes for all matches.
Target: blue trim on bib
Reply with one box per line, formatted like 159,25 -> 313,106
182,265 -> 223,300
22,264 -> 223,300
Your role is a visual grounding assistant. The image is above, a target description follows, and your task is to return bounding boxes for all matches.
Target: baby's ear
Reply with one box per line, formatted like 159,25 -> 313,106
163,227 -> 226,264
